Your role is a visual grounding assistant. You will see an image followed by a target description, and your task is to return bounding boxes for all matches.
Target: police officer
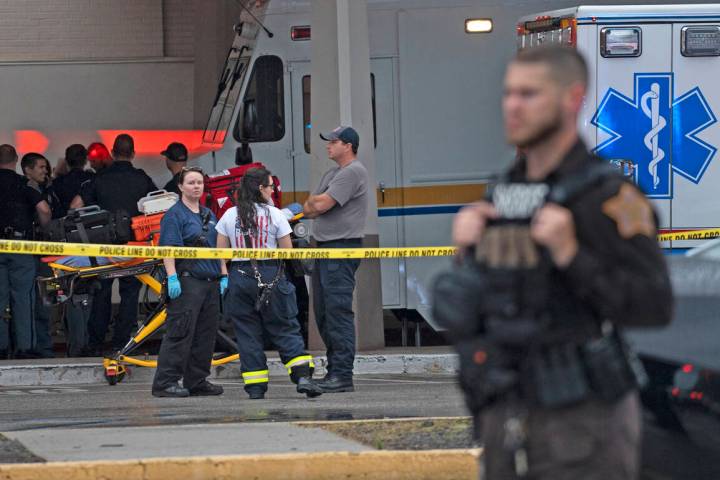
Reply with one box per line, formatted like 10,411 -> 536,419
152,166 -> 226,397
0,145 -> 51,359
21,153 -> 62,220
216,167 -> 322,400
302,126 -> 368,393
21,152 -> 62,357
161,142 -> 188,195
53,144 -> 93,219
449,46 -> 672,479
71,133 -> 157,354
51,145 -> 96,356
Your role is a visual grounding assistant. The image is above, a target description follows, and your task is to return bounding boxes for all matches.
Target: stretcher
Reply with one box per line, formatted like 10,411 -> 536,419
37,254 -> 239,385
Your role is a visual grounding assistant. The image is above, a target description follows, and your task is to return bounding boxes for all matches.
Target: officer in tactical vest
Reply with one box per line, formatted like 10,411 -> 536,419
439,46 -> 672,479
71,134 -> 157,353
0,145 -> 51,359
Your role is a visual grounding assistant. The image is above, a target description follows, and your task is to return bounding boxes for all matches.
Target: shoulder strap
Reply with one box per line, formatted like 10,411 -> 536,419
546,161 -> 620,206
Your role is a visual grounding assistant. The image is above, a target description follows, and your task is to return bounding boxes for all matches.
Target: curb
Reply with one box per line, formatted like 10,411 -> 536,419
0,450 -> 481,480
0,353 -> 459,387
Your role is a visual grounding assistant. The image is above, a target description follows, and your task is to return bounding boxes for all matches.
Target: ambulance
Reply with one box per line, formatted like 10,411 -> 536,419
518,4 -> 720,252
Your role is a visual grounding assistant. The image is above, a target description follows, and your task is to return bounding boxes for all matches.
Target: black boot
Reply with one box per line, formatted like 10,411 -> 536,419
290,364 -> 323,398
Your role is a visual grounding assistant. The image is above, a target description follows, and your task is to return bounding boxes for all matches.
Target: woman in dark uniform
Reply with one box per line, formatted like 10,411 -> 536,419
152,166 -> 227,398
216,167 -> 322,400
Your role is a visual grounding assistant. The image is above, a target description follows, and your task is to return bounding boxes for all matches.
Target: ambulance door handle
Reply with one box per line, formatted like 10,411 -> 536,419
379,181 -> 386,203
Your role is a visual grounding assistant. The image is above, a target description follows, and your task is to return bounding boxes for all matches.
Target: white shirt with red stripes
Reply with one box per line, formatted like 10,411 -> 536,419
215,203 -> 292,260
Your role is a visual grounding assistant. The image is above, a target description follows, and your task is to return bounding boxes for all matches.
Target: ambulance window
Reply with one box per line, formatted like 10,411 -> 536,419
600,27 -> 641,57
302,74 -> 377,154
234,55 -> 285,143
681,26 -> 720,57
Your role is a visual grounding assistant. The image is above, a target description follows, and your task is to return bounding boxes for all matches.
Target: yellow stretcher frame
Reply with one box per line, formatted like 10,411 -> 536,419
42,257 -> 240,385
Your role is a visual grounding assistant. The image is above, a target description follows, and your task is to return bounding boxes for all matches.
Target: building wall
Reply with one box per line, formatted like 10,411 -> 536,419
0,0 -> 211,179
0,0 -> 164,61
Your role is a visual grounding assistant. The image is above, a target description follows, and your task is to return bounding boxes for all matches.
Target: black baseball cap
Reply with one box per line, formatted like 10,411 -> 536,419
319,126 -> 359,150
161,142 -> 188,162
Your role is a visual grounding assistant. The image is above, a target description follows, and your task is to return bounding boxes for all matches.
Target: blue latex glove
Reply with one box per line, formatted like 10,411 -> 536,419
220,276 -> 228,296
167,274 -> 182,299
286,202 -> 303,216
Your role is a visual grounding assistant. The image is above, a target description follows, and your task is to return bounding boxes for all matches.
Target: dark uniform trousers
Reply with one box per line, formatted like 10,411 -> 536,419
311,239 -> 361,380
224,263 -> 310,393
153,276 -> 220,391
0,254 -> 37,352
480,391 -> 641,480
88,277 -> 142,350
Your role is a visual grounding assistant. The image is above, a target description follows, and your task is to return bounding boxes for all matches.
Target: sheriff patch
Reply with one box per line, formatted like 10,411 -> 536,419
602,184 -> 655,239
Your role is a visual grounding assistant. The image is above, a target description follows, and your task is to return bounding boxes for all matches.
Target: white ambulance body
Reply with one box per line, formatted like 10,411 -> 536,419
518,4 -> 720,251
195,1 -> 707,325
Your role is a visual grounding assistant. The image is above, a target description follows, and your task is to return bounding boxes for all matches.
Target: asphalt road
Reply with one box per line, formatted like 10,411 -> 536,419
0,374 -> 467,432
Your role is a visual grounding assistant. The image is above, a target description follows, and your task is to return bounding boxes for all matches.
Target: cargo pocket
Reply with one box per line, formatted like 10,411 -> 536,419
167,310 -> 191,339
275,280 -> 299,319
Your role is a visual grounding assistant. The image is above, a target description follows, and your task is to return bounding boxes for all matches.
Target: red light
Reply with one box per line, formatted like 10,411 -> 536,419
291,26 -> 311,41
88,142 -> 111,162
97,130 -> 213,157
15,130 -> 49,154
682,364 -> 694,374
671,387 -> 680,397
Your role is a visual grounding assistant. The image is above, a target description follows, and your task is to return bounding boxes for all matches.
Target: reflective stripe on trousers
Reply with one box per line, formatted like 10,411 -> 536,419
242,370 -> 269,385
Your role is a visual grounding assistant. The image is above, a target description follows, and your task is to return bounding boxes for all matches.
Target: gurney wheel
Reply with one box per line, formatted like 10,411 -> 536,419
103,359 -> 127,385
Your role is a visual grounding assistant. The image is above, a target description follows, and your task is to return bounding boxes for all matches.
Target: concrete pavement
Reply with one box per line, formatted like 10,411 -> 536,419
4,423 -> 372,462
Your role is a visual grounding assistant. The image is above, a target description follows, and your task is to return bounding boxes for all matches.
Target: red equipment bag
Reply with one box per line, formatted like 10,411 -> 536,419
204,162 -> 282,218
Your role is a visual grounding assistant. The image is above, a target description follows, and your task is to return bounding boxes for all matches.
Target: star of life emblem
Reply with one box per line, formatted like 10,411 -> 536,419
591,73 -> 717,199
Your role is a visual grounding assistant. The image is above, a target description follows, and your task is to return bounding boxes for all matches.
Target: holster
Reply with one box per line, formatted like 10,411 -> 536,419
581,331 -> 646,402
456,337 -> 520,414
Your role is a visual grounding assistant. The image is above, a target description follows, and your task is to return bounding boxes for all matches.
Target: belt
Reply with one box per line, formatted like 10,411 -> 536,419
232,260 -> 282,270
316,238 -> 362,246
179,271 -> 221,282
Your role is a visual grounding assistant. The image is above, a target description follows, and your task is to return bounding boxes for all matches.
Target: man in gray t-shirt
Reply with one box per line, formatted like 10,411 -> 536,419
303,125 -> 368,393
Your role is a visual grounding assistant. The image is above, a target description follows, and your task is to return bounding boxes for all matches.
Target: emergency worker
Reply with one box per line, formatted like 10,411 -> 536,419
303,126 -> 368,393
152,166 -> 226,397
71,134 -> 157,353
161,142 -> 188,195
447,46 -> 672,480
216,167 -> 322,400
0,145 -> 51,359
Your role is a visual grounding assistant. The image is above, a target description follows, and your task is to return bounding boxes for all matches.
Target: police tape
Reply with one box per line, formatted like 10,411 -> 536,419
2,229 -> 720,261
0,239 -> 458,260
656,228 -> 720,242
